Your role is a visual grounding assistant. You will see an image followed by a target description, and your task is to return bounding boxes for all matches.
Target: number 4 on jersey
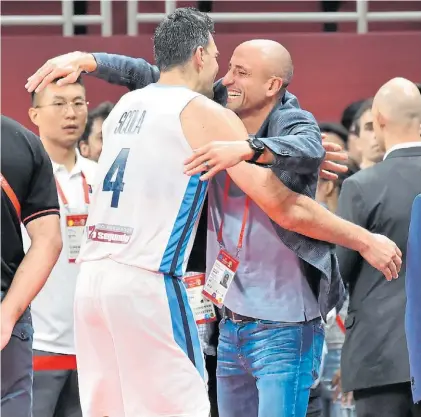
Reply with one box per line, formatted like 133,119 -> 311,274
102,148 -> 130,208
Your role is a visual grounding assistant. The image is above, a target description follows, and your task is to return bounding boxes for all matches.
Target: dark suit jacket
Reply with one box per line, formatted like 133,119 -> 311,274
337,146 -> 421,392
89,52 -> 346,319
405,193 -> 421,403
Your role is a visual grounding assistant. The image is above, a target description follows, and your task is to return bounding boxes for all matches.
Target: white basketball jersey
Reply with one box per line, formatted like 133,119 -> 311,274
77,84 -> 208,277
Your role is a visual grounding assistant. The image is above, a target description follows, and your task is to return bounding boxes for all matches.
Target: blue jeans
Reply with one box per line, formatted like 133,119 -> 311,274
217,317 -> 325,417
0,300 -> 33,417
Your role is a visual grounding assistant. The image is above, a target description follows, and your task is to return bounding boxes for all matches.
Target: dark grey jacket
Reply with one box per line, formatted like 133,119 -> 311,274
337,146 -> 421,391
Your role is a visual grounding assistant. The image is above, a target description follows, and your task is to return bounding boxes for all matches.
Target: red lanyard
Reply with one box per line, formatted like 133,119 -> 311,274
55,172 -> 89,207
217,176 -> 250,257
1,173 -> 21,221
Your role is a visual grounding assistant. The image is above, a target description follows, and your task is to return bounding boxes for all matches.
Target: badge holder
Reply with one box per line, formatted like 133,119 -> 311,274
183,272 -> 217,324
202,177 -> 250,308
56,173 -> 90,263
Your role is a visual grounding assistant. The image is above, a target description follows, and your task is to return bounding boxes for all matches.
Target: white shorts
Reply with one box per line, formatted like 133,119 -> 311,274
74,259 -> 210,417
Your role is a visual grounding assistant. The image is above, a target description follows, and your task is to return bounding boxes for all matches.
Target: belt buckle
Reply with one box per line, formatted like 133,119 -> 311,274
230,312 -> 243,324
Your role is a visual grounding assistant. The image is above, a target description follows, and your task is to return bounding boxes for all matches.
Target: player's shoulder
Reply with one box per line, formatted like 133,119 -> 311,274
109,86 -> 150,111
187,95 -> 239,126
183,95 -> 246,145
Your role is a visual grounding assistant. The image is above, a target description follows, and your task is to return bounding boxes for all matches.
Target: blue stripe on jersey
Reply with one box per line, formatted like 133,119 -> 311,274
159,174 -> 207,277
164,274 -> 205,379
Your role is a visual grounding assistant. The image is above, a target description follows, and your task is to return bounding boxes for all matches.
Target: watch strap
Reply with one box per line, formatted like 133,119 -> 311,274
247,138 -> 264,163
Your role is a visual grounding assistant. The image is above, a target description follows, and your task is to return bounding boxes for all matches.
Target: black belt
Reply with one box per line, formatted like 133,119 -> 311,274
223,307 -> 258,323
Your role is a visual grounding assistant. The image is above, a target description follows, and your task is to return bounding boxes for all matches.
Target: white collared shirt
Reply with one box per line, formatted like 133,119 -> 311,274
22,150 -> 97,354
383,141 -> 421,160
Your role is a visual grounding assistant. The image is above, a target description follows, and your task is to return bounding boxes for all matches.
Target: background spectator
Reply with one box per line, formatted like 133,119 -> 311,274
341,100 -> 366,165
26,77 -> 96,417
337,78 -> 421,417
350,98 -> 384,169
319,122 -> 349,150
341,100 -> 366,132
78,101 -> 113,162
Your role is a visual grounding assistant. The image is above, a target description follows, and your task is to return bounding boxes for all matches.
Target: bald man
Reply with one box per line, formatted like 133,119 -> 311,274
337,78 -> 421,417
27,39 -> 403,417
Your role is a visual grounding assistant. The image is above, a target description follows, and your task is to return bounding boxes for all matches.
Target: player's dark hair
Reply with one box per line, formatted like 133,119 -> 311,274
30,76 -> 85,105
153,7 -> 215,71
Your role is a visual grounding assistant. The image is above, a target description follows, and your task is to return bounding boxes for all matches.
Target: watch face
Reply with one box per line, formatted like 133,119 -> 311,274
253,138 -> 265,151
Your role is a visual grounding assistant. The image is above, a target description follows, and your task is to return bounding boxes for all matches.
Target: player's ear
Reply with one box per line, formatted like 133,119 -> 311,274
194,46 -> 206,71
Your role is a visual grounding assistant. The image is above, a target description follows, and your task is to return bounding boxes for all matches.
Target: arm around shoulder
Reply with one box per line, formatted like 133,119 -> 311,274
262,108 -> 325,174
91,53 -> 160,91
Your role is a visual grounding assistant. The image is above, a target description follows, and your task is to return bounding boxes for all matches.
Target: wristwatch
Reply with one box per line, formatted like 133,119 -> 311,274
246,136 -> 266,163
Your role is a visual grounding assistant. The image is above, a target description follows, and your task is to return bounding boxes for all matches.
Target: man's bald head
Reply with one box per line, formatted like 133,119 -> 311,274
222,40 -> 294,117
235,40 -> 294,88
373,77 -> 421,148
373,78 -> 421,125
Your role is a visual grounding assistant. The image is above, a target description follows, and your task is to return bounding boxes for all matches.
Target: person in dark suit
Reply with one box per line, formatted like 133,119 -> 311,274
337,77 -> 421,417
406,194 -> 421,407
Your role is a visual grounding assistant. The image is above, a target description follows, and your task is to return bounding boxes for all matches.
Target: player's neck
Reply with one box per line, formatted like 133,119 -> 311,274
41,139 -> 77,172
158,71 -> 199,93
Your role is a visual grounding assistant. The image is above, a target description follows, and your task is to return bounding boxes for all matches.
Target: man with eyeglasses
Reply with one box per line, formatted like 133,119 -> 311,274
24,76 -> 97,417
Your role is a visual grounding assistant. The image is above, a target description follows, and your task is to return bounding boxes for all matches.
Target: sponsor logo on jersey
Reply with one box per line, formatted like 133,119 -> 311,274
87,223 -> 133,244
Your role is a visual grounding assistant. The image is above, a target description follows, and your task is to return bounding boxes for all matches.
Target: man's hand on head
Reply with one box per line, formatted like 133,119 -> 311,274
319,137 -> 349,181
25,52 -> 97,94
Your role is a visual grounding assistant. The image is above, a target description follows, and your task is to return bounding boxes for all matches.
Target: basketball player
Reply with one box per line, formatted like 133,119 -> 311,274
74,8 -> 250,417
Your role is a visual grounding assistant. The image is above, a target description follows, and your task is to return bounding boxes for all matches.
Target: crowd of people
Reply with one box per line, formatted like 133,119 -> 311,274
1,7 -> 420,417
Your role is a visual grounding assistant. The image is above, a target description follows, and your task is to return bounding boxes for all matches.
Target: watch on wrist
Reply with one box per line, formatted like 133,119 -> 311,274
246,136 -> 265,163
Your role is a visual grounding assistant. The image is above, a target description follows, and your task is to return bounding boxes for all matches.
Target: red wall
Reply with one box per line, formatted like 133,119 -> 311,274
2,32 -> 420,131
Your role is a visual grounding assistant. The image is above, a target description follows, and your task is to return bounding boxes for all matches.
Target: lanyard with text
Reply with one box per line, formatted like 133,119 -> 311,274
55,172 -> 90,263
55,172 -> 90,209
203,176 -> 250,308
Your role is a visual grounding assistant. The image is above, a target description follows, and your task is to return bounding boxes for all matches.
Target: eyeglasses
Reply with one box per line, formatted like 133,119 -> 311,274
35,100 -> 89,114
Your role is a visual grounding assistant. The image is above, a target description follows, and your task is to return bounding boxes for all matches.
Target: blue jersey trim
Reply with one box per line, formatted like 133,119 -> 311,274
164,275 -> 205,379
159,174 -> 207,277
